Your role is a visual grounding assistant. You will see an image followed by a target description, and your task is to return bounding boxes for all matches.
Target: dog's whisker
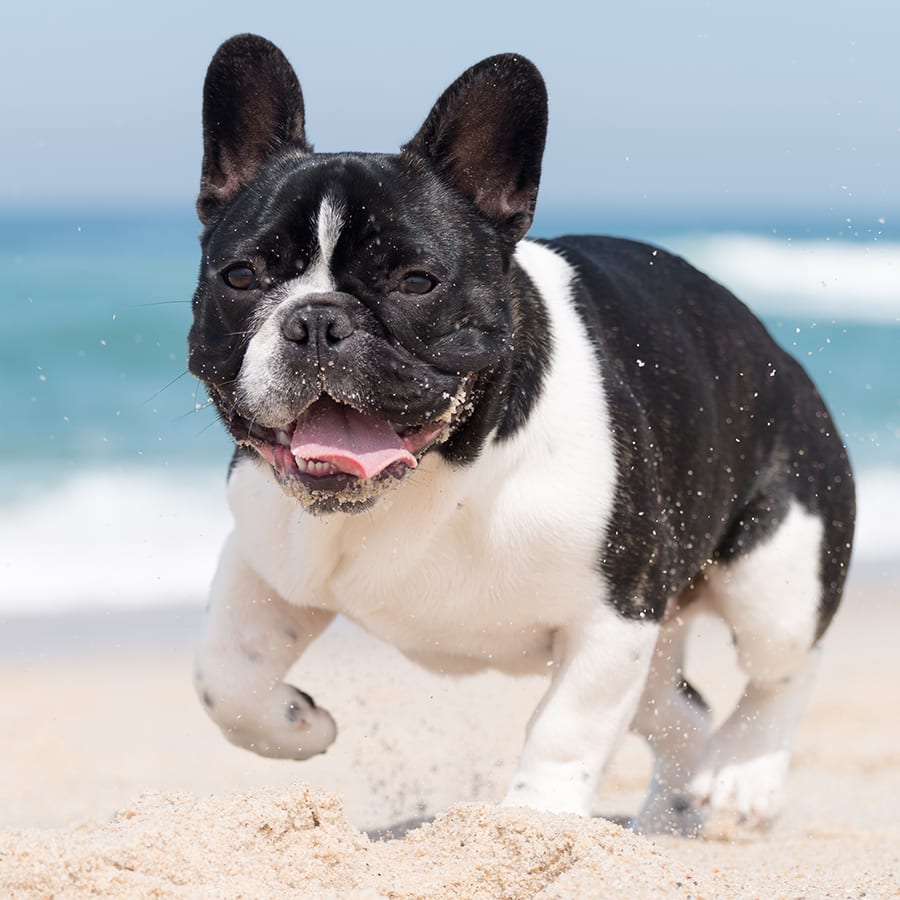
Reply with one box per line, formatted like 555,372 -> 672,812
196,417 -> 224,437
220,329 -> 254,340
144,369 -> 191,405
133,299 -> 193,307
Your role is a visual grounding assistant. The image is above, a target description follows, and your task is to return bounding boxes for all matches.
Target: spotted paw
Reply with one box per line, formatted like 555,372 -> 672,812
205,680 -> 337,761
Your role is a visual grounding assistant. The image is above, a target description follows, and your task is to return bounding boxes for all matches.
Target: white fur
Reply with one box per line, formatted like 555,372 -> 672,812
705,499 -> 824,683
315,195 -> 344,278
690,652 -> 820,822
687,499 -> 826,822
194,532 -> 338,759
501,610 -> 657,816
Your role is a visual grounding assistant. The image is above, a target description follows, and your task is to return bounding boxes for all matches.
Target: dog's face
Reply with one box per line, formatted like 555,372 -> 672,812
189,36 -> 547,513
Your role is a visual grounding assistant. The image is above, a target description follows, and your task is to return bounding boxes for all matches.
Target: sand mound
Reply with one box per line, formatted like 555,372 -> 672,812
1,784 -> 723,898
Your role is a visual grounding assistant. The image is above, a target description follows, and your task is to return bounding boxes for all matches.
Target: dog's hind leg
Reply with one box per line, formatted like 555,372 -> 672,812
688,498 -> 828,826
193,531 -> 337,760
630,606 -> 712,835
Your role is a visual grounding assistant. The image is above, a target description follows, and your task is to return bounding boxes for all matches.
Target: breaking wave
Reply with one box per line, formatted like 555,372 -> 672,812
661,233 -> 900,323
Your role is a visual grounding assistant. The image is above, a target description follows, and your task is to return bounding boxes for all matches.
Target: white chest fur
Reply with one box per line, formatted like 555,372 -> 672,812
225,240 -> 617,674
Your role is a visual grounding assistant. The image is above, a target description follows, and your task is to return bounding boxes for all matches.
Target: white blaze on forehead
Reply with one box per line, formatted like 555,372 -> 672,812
287,194 -> 343,295
276,194 -> 345,299
316,194 -> 344,272
267,194 -> 345,299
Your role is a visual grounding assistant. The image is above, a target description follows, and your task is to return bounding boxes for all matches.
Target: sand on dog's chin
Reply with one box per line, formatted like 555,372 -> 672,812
2,783 -> 718,898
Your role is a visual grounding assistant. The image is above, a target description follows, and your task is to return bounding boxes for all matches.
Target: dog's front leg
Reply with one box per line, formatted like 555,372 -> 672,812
194,532 -> 337,760
503,607 -> 658,817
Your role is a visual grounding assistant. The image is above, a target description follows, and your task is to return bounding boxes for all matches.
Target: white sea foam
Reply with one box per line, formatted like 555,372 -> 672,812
0,464 -> 896,618
0,469 -> 231,616
662,233 -> 900,323
852,467 -> 900,567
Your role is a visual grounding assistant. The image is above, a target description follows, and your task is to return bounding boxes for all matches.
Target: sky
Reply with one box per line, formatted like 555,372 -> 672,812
2,0 -> 898,228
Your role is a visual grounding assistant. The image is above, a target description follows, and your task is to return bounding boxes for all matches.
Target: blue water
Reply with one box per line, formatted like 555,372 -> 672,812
1,211 -> 897,612
2,214 -> 231,493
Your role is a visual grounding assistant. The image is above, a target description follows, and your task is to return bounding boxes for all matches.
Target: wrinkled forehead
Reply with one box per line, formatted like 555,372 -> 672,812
205,153 -> 415,250
203,151 -> 488,276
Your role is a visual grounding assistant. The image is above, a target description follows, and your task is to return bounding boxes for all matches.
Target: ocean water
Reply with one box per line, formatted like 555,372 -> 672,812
1,211 -> 897,615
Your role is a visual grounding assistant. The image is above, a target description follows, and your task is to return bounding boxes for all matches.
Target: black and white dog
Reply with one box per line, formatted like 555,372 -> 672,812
189,34 -> 854,834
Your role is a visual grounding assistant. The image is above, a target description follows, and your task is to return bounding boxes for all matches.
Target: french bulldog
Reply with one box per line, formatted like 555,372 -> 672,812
188,34 -> 855,834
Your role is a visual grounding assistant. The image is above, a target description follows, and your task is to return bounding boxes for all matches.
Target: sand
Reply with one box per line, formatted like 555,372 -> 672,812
1,578 -> 898,898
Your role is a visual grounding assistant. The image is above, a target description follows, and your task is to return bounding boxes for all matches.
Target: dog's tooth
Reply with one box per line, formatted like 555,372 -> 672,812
292,455 -> 339,477
275,430 -> 291,447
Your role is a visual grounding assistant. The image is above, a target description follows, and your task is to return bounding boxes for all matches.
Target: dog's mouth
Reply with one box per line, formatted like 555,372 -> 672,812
225,377 -> 474,494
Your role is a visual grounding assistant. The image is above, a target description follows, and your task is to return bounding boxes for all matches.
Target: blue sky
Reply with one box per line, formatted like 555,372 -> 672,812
2,0 -> 897,225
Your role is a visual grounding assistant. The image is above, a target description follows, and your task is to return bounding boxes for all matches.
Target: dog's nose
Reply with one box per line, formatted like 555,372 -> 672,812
281,304 -> 354,347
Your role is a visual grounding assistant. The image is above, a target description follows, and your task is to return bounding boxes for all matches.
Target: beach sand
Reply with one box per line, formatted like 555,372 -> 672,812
1,578 -> 897,897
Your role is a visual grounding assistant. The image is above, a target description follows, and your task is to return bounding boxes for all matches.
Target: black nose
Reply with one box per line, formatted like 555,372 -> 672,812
281,304 -> 354,347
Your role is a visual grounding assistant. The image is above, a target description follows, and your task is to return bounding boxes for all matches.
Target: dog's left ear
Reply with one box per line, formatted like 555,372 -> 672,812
403,54 -> 547,246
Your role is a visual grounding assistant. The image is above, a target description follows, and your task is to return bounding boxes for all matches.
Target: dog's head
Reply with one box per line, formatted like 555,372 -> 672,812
188,35 -> 547,513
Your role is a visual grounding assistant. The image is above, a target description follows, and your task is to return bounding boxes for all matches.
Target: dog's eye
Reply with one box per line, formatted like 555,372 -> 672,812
222,264 -> 257,291
400,272 -> 438,295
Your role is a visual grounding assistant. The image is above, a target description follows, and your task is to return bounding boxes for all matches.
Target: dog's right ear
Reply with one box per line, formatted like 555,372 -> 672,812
198,34 -> 311,224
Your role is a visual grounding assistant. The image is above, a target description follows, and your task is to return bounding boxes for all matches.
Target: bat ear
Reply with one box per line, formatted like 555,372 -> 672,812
197,34 -> 311,224
403,54 -> 548,245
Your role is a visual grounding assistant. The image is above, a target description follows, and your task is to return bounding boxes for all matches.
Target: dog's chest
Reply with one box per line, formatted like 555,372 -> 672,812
227,441 -> 609,674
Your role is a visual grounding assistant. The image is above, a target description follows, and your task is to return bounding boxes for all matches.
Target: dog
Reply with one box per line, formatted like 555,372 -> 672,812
188,34 -> 855,835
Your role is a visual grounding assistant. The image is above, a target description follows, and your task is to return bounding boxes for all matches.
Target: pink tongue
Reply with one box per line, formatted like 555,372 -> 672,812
290,399 -> 417,480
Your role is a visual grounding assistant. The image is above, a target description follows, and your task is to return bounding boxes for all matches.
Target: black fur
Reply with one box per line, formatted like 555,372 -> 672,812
676,679 -> 709,712
286,686 -> 317,722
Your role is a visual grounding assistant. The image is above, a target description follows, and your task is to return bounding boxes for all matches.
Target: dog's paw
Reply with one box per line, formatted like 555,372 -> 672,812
631,791 -> 704,837
206,681 -> 337,761
501,762 -> 595,817
689,750 -> 789,827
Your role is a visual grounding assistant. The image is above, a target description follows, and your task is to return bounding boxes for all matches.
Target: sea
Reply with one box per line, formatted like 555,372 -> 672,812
1,209 -> 897,617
